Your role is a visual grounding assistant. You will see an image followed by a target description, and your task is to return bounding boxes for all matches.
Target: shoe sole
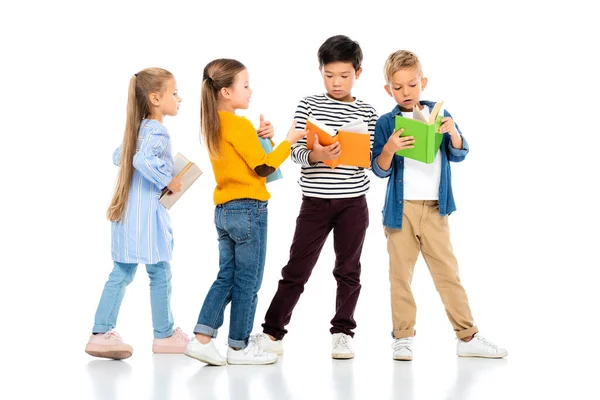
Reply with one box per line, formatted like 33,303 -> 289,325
184,351 -> 226,366
332,354 -> 354,360
457,351 -> 508,359
152,345 -> 187,354
227,358 -> 278,365
85,345 -> 133,360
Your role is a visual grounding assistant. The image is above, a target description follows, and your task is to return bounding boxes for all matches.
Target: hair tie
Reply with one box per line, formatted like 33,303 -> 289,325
134,73 -> 138,77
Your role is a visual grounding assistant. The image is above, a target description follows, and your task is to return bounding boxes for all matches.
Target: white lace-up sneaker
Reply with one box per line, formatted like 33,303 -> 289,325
227,338 -> 278,365
457,334 -> 507,358
392,337 -> 414,361
184,338 -> 227,366
253,333 -> 284,355
331,333 -> 354,359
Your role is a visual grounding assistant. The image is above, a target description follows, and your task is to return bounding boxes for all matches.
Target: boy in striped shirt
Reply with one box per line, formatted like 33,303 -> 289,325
256,35 -> 377,359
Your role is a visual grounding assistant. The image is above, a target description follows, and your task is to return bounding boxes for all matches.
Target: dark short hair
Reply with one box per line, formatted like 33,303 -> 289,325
317,35 -> 363,71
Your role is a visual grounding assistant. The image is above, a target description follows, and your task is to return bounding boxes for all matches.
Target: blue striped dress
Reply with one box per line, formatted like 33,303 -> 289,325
111,119 -> 174,264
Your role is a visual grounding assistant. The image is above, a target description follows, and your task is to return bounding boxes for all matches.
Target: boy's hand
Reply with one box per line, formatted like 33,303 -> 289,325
384,128 -> 415,153
257,114 -> 274,139
439,117 -> 459,136
310,135 -> 341,161
166,176 -> 182,195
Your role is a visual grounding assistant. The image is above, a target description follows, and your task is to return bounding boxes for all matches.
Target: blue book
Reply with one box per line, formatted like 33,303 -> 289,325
258,137 -> 283,183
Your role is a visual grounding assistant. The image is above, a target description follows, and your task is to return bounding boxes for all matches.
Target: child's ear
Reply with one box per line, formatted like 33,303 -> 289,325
421,77 -> 428,90
355,67 -> 363,79
220,87 -> 230,99
149,92 -> 160,107
384,84 -> 393,97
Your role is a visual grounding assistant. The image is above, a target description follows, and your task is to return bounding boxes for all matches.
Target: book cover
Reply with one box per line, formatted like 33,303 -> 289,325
159,153 -> 202,210
394,101 -> 445,164
258,137 -> 283,183
305,118 -> 370,168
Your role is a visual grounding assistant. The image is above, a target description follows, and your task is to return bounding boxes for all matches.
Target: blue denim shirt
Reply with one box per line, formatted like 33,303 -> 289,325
371,101 -> 469,229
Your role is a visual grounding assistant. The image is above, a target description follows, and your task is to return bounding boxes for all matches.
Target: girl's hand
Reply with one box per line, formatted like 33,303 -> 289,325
285,120 -> 307,145
439,117 -> 458,136
257,114 -> 275,139
166,176 -> 182,195
384,128 -> 415,153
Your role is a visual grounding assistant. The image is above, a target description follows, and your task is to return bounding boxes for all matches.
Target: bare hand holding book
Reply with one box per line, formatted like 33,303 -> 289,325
159,153 -> 202,210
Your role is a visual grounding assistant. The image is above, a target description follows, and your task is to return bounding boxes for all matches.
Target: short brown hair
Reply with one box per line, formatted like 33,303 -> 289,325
384,50 -> 423,84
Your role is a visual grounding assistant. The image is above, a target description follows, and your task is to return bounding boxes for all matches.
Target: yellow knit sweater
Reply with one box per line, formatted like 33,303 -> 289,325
210,111 -> 291,205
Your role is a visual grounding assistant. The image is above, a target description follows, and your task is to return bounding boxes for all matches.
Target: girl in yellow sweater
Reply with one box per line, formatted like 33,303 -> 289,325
184,59 -> 306,366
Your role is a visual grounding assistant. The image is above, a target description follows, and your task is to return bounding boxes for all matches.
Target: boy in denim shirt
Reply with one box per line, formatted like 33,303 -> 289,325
371,50 -> 507,360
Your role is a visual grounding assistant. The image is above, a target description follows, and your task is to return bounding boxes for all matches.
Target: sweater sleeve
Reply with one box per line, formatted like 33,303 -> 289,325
228,117 -> 291,176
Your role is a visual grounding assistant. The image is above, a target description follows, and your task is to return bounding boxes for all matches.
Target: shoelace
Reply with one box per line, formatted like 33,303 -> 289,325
475,335 -> 498,349
245,338 -> 266,356
391,338 -> 413,350
173,328 -> 189,342
104,331 -> 122,342
333,334 -> 350,349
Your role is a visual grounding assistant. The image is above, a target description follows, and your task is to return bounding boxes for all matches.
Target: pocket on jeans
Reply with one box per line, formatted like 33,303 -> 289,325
224,209 -> 252,241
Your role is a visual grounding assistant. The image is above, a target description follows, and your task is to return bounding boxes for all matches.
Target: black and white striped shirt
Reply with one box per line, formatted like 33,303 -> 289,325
292,93 -> 378,198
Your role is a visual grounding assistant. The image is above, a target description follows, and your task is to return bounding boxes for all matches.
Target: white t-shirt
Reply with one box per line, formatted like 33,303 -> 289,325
401,107 -> 442,200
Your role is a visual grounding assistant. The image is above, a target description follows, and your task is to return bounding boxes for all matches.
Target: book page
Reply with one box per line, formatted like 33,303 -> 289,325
339,119 -> 369,134
159,153 -> 202,210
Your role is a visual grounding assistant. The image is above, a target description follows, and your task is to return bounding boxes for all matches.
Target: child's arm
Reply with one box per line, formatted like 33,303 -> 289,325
371,117 -> 394,178
112,146 -> 122,166
290,98 -> 314,167
367,107 -> 378,167
132,127 -> 173,190
229,117 -> 291,177
441,110 -> 469,163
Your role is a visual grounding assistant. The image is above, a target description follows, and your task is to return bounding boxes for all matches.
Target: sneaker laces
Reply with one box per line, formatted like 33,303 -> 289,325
173,327 -> 189,342
333,334 -> 350,349
104,331 -> 122,341
245,338 -> 266,357
391,337 -> 413,351
474,335 -> 498,349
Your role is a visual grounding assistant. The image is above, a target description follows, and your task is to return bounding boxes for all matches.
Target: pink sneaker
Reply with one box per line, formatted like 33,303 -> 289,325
85,331 -> 133,360
152,327 -> 190,354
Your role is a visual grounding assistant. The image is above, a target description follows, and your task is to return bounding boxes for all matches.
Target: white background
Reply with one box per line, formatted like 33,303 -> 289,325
2,0 -> 599,399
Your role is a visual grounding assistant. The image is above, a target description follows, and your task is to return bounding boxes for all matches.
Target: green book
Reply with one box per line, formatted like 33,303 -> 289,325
394,101 -> 445,164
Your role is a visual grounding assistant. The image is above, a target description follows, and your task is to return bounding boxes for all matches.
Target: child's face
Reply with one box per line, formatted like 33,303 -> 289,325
384,68 -> 428,112
228,69 -> 252,110
150,78 -> 182,118
320,62 -> 362,102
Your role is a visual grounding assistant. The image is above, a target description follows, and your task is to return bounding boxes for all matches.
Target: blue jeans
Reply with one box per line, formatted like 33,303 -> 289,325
92,261 -> 174,339
194,199 -> 268,348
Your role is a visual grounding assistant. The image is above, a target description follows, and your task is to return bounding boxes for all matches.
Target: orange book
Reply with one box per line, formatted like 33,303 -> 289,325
305,118 -> 370,168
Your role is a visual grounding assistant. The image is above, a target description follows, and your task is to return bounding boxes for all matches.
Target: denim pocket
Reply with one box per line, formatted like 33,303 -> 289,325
224,209 -> 252,241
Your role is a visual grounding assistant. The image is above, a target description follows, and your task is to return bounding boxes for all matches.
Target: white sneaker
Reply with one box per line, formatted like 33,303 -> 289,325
392,337 -> 413,361
253,333 -> 284,355
457,334 -> 508,358
227,339 -> 278,365
184,338 -> 226,366
332,333 -> 354,359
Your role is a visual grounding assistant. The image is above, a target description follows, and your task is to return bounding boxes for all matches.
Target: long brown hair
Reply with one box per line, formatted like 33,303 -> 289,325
201,59 -> 246,158
107,67 -> 174,222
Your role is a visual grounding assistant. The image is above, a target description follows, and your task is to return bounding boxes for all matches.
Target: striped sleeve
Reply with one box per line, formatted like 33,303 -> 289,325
132,126 -> 172,189
290,98 -> 313,167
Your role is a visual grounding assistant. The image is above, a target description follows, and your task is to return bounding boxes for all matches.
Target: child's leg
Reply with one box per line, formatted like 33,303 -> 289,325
92,262 -> 138,333
145,261 -> 174,339
330,195 -> 369,336
229,201 -> 269,348
385,201 -> 422,339
261,196 -> 335,340
419,201 -> 478,340
194,206 -> 236,339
